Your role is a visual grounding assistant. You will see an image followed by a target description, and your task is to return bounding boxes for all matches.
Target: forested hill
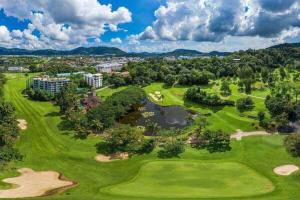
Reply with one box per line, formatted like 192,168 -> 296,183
0,46 -> 127,56
269,43 -> 300,49
0,42 -> 299,56
0,47 -> 229,57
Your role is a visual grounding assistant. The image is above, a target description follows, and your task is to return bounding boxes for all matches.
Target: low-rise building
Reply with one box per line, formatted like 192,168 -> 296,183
8,66 -> 28,72
95,62 -> 123,73
33,75 -> 70,94
84,73 -> 103,89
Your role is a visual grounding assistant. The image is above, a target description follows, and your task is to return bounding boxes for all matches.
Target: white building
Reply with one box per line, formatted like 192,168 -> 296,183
84,73 -> 103,89
8,66 -> 28,72
33,76 -> 70,94
95,62 -> 123,73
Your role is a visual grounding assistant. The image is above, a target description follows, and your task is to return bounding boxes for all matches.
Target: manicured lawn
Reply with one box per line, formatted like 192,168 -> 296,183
1,73 -> 300,200
102,161 -> 274,198
96,86 -> 128,100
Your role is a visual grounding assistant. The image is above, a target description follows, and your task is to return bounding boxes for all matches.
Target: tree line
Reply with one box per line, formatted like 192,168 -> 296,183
0,73 -> 21,165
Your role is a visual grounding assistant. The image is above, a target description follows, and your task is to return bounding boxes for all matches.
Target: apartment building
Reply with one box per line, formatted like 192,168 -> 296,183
84,73 -> 103,89
33,75 -> 70,94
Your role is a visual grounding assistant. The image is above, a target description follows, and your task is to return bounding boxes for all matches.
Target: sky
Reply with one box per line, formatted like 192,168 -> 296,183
0,0 -> 299,52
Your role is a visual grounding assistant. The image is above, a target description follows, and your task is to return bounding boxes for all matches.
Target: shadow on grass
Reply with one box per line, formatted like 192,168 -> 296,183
183,98 -> 225,113
45,111 -> 60,117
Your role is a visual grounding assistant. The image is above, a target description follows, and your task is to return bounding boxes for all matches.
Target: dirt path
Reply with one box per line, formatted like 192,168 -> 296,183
231,129 -> 271,141
17,119 -> 27,130
274,165 -> 299,176
95,152 -> 129,163
0,168 -> 75,198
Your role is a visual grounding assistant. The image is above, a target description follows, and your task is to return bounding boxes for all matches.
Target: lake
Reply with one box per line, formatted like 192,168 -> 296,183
121,100 -> 195,134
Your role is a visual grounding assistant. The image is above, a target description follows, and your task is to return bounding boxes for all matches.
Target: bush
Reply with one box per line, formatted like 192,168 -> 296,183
158,140 -> 185,158
220,80 -> 231,97
191,130 -> 231,153
284,134 -> 300,157
236,97 -> 254,113
96,125 -> 154,155
26,88 -> 55,101
185,86 -> 234,106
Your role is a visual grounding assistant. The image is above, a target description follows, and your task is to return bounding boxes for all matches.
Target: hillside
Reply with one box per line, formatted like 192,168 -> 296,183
269,42 -> 300,49
0,46 -> 126,56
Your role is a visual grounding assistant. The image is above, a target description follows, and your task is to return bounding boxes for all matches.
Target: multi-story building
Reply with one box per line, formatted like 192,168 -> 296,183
84,73 -> 103,89
33,75 -> 70,94
95,62 -> 123,73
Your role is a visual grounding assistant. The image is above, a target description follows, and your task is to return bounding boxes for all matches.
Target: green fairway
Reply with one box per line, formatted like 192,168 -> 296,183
1,73 -> 300,200
102,161 -> 274,198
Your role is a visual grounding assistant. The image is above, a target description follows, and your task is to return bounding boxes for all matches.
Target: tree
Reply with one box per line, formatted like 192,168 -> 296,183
0,102 -> 22,163
97,125 -> 154,155
191,130 -> 231,153
164,74 -> 176,86
26,88 -> 54,101
86,87 -> 146,133
236,97 -> 254,113
261,67 -> 269,83
157,128 -> 185,158
109,74 -> 126,87
203,130 -> 231,153
258,111 -> 265,125
284,134 -> 300,157
185,86 -> 234,106
279,67 -> 286,80
220,80 -> 231,97
56,83 -> 80,116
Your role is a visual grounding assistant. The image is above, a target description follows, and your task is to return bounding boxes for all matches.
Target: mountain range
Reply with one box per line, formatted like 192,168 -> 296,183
0,42 -> 299,57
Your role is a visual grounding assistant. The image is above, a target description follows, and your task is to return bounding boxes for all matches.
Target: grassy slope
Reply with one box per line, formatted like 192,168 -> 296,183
1,74 -> 300,199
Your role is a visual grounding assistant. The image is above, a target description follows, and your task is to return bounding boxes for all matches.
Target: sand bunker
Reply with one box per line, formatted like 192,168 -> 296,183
231,129 -> 270,141
274,165 -> 299,176
95,152 -> 129,163
149,91 -> 163,102
0,168 -> 75,198
17,119 -> 27,130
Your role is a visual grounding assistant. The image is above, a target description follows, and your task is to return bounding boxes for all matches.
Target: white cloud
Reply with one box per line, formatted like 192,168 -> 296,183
0,0 -> 132,49
110,37 -> 122,44
0,26 -> 11,43
135,0 -> 300,43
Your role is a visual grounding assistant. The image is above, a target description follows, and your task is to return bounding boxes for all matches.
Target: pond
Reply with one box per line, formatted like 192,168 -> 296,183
121,99 -> 196,134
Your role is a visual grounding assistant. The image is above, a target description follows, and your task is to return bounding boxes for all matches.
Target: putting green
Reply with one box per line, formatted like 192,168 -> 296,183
102,161 -> 274,198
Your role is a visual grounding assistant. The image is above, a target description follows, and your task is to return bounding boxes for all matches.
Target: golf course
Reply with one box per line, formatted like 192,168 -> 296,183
1,73 -> 300,200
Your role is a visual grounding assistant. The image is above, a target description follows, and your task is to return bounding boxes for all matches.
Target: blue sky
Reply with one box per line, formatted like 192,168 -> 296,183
0,0 -> 299,52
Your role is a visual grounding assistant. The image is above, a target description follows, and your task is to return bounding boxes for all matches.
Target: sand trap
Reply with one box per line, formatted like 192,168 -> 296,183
274,165 -> 299,176
231,129 -> 270,141
95,152 -> 129,163
0,168 -> 75,198
17,119 -> 27,130
149,91 -> 162,102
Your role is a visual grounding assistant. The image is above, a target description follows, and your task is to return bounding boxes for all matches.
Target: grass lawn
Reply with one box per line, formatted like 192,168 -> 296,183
1,73 -> 300,200
96,86 -> 128,100
102,161 -> 274,198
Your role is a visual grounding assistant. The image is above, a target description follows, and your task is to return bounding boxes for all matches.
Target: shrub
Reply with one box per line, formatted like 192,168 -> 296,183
191,130 -> 231,153
96,125 -> 154,155
284,134 -> 300,157
236,97 -> 254,113
185,86 -> 234,106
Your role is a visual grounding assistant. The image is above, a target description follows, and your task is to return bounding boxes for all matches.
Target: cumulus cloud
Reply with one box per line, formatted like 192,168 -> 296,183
0,26 -> 11,43
111,37 -> 122,44
0,0 -> 132,49
136,0 -> 300,43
